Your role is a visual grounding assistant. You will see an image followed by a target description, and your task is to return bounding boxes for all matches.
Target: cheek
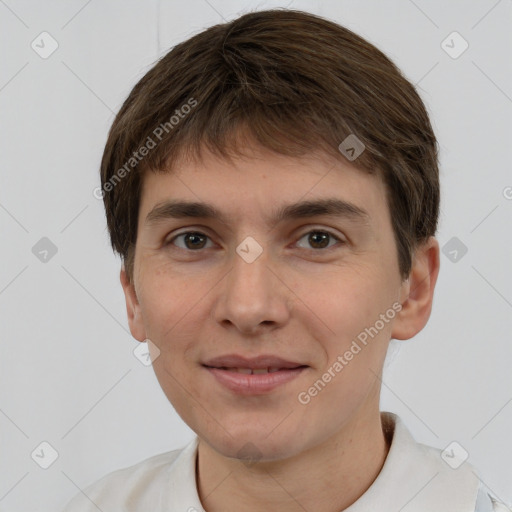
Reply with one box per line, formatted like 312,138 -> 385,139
138,253 -> 206,315
307,266 -> 381,330
136,264 -> 200,351
136,259 -> 224,384
138,270 -> 204,409
308,265 -> 396,365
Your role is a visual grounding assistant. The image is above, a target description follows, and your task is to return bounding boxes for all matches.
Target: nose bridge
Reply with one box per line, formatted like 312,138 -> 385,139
214,235 -> 290,332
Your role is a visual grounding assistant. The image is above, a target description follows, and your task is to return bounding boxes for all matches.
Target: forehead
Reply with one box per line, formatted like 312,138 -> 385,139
138,145 -> 388,228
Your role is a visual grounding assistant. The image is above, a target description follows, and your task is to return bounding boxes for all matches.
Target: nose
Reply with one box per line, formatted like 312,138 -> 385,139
213,242 -> 291,335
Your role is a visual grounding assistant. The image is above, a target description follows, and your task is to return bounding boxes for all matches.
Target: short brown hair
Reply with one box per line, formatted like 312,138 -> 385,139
100,9 -> 439,284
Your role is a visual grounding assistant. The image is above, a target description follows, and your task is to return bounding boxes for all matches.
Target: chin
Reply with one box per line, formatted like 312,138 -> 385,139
201,424 -> 308,463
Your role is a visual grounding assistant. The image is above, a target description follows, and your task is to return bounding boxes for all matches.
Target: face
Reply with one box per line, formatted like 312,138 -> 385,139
121,143 -> 422,461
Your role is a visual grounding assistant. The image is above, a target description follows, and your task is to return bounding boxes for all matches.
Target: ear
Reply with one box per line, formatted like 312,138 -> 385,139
391,237 -> 440,340
120,265 -> 146,342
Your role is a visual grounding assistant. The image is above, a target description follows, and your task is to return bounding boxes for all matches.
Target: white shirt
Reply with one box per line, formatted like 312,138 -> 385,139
62,413 -> 509,511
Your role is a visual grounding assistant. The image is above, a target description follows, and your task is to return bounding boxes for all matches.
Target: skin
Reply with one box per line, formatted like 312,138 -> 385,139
120,142 -> 440,512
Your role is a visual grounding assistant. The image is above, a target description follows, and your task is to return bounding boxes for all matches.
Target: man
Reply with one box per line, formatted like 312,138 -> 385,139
63,8 -> 509,511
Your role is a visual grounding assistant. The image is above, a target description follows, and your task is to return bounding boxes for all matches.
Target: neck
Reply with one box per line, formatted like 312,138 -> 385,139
196,407 -> 390,512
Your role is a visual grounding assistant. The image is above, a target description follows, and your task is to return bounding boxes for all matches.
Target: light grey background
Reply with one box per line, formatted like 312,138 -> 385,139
0,0 -> 511,510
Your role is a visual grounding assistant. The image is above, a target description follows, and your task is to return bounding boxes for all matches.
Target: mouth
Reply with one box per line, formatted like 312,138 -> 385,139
203,366 -> 306,374
202,354 -> 309,394
203,353 -> 306,370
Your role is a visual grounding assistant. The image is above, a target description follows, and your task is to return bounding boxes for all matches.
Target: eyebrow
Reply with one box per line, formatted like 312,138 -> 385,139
144,198 -> 370,228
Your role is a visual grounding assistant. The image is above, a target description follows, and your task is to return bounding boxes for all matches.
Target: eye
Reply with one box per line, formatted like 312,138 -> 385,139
166,231 -> 214,250
165,229 -> 344,252
295,230 -> 344,251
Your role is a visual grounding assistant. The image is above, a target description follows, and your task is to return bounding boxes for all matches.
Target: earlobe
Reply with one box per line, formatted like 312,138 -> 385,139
391,237 -> 440,340
120,265 -> 147,342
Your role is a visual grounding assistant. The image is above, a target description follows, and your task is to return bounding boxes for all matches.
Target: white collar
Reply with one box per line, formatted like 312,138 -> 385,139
343,412 -> 480,510
161,412 -> 481,511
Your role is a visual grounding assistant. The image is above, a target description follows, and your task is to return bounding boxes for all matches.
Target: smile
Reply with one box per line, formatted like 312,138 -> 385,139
213,366 -> 285,374
203,365 -> 308,394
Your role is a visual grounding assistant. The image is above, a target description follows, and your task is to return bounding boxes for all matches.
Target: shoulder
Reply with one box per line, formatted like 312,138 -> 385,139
416,439 -> 511,512
485,494 -> 512,512
380,413 -> 511,511
61,445 -> 187,511
487,493 -> 512,512
414,441 -> 511,512
492,500 -> 512,512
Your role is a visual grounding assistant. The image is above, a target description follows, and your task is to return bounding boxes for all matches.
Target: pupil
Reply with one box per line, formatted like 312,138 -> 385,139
310,232 -> 329,249
186,232 -> 206,249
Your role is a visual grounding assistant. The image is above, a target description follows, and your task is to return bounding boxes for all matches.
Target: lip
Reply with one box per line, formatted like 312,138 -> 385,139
205,366 -> 307,395
203,354 -> 305,370
202,354 -> 308,395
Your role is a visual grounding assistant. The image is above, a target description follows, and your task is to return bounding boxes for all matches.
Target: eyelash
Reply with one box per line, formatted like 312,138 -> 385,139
165,229 -> 345,253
